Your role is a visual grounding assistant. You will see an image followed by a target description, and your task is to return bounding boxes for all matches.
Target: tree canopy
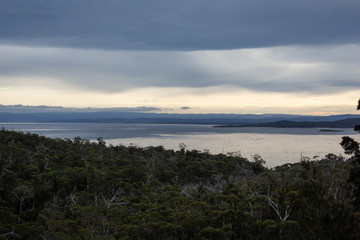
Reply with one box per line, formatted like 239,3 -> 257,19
340,98 -> 360,210
0,129 -> 359,239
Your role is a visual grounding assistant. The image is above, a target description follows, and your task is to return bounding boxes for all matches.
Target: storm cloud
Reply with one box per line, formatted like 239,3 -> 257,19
1,1 -> 360,114
1,0 -> 359,50
0,44 -> 359,94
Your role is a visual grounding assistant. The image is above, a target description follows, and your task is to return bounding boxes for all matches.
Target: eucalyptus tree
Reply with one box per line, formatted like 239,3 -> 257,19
340,98 -> 360,210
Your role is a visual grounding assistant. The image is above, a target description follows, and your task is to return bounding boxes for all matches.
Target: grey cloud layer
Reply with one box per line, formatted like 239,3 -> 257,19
0,104 -> 162,113
1,0 -> 359,50
1,45 -> 359,94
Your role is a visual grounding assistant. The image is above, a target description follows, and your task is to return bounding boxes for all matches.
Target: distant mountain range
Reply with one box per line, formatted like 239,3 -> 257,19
0,104 -> 360,127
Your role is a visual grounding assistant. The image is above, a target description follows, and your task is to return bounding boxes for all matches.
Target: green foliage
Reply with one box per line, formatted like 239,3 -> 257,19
0,129 -> 359,239
340,98 -> 360,211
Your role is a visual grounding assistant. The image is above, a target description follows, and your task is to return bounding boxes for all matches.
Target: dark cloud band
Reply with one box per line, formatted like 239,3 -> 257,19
1,0 -> 359,50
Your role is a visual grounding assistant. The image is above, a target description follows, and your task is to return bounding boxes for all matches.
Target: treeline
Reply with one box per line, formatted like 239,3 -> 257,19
0,129 -> 359,239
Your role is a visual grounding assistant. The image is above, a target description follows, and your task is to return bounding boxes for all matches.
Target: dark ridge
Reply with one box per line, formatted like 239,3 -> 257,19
214,118 -> 360,128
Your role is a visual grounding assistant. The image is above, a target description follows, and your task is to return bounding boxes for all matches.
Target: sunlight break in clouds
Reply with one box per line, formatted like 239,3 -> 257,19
0,44 -> 360,114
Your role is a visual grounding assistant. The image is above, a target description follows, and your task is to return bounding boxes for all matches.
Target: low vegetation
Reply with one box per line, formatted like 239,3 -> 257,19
1,129 -> 360,239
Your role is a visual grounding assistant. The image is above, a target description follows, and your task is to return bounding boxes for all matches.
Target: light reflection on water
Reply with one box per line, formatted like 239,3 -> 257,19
1,122 -> 359,167
107,132 -> 352,167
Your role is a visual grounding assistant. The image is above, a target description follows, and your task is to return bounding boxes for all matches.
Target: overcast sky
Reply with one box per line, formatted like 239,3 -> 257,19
1,0 -> 360,114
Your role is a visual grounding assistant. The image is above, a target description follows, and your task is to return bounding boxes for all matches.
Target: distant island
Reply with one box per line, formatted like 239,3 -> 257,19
319,129 -> 344,132
214,118 -> 360,129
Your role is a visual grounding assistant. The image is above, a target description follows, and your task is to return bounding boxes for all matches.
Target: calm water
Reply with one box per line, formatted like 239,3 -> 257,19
1,122 -> 358,167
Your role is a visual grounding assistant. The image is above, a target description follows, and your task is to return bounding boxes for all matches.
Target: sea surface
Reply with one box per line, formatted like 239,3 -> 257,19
1,122 -> 359,167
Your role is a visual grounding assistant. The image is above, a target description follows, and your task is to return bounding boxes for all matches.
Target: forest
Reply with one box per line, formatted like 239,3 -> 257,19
0,128 -> 360,239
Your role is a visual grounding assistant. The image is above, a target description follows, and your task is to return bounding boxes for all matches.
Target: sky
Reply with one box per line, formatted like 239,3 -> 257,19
1,0 -> 360,115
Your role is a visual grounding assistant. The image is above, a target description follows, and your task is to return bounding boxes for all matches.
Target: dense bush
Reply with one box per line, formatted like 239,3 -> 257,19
0,129 -> 359,239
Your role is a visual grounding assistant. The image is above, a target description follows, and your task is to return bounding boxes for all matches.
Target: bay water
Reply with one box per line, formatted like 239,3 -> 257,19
1,122 -> 358,167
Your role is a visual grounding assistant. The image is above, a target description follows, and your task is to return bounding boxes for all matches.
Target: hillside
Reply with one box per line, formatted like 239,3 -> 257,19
0,129 -> 359,239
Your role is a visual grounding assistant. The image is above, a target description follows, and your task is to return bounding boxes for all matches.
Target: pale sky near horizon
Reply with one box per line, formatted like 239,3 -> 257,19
1,0 -> 360,115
